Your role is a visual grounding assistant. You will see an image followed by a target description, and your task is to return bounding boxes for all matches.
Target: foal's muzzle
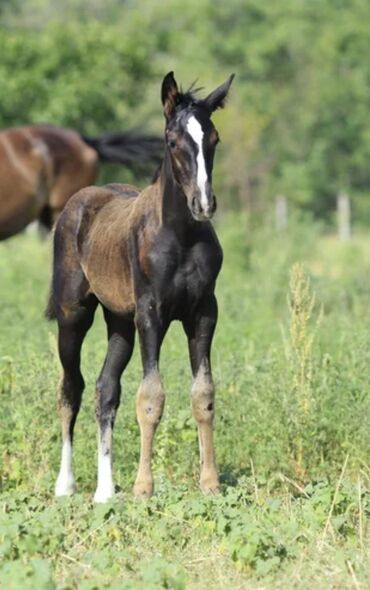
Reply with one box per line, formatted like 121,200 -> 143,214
191,194 -> 217,221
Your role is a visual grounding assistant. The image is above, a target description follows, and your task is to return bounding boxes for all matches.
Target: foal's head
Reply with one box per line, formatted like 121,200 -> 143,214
161,72 -> 234,222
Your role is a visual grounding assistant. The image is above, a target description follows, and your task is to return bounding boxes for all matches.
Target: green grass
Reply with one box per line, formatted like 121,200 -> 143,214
0,214 -> 369,589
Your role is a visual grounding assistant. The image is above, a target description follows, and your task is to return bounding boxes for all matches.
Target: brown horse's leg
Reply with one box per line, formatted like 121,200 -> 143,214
94,311 -> 135,503
133,309 -> 167,498
55,301 -> 97,496
183,295 -> 220,494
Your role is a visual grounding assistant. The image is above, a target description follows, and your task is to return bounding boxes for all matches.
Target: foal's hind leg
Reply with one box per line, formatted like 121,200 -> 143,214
183,295 -> 219,494
55,300 -> 97,496
94,311 -> 135,503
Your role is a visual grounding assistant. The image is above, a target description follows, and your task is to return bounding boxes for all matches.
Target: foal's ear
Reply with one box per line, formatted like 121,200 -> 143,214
161,71 -> 180,120
204,74 -> 235,113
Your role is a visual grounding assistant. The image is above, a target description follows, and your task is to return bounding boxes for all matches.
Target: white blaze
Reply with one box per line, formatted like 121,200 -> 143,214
186,116 -> 209,210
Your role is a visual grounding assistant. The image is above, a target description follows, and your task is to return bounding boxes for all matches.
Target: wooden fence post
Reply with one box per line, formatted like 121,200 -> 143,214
275,194 -> 288,232
337,192 -> 351,241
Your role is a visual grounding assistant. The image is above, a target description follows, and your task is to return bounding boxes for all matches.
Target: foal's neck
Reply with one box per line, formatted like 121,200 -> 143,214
158,150 -> 195,236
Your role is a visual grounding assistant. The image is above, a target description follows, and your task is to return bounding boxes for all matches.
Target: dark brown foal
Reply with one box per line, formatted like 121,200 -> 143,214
47,71 -> 234,502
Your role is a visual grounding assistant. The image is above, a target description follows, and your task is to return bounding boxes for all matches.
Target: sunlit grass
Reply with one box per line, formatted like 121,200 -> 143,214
1,216 -> 369,589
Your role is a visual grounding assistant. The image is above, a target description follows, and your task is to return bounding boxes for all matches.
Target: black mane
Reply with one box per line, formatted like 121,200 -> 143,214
175,83 -> 204,112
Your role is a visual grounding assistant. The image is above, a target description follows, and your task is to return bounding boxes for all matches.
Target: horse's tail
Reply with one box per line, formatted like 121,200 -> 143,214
81,130 -> 163,173
45,290 -> 56,321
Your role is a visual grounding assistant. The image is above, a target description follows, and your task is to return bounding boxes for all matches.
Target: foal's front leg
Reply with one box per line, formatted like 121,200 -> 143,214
134,304 -> 166,498
183,295 -> 220,494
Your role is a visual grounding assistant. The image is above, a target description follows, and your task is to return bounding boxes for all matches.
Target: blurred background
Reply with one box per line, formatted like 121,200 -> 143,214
1,0 -> 370,227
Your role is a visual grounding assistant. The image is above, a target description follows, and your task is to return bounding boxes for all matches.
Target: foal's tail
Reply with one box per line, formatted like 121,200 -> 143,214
81,130 -> 163,174
45,291 -> 57,321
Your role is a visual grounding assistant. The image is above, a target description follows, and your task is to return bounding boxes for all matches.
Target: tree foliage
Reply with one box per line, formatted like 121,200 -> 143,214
1,0 -> 370,219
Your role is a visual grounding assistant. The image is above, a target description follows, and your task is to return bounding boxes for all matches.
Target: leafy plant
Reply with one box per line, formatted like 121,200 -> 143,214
284,262 -> 322,478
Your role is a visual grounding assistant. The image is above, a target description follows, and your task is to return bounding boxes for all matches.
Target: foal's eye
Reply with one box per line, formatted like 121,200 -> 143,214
168,140 -> 177,149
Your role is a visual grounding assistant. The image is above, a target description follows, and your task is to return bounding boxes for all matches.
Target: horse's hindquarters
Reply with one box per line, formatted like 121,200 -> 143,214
0,130 -> 52,238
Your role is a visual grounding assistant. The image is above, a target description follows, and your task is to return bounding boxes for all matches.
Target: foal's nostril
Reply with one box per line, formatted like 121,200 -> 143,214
212,195 -> 217,213
190,194 -> 216,220
191,196 -> 201,216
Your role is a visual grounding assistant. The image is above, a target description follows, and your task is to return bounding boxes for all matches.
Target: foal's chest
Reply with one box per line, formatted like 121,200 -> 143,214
150,234 -> 222,314
177,249 -> 215,295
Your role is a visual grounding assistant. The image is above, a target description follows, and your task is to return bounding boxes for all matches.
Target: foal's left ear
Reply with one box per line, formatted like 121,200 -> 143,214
161,71 -> 180,120
204,74 -> 235,113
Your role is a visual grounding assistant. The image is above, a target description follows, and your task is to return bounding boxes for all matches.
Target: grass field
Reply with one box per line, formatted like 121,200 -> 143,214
0,213 -> 369,589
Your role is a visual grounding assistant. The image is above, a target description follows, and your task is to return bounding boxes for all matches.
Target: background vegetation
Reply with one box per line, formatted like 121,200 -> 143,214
1,1 -> 370,588
1,0 -> 370,220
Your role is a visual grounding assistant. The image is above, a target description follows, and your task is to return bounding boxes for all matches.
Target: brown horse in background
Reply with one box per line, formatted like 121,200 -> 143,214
0,123 -> 162,240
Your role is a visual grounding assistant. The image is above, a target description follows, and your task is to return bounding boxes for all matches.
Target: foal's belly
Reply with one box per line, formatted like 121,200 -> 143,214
89,276 -> 135,315
82,253 -> 135,315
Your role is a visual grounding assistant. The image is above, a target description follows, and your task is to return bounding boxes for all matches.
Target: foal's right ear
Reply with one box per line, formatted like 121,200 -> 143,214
161,71 -> 180,120
204,74 -> 235,113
